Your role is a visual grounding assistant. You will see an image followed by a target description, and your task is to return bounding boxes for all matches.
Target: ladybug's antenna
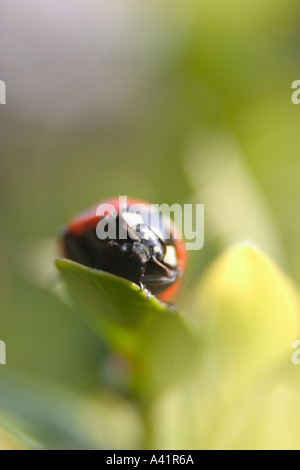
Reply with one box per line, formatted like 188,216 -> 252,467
152,256 -> 174,277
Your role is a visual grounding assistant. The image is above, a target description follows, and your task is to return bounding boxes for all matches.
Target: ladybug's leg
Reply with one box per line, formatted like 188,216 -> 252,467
139,263 -> 152,299
140,282 -> 151,300
108,240 -> 120,248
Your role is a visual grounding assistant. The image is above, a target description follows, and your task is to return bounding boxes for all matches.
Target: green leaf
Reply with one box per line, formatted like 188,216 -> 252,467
55,259 -> 199,401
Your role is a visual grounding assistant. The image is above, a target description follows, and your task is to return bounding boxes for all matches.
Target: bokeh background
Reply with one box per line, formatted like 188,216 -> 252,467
1,0 -> 300,448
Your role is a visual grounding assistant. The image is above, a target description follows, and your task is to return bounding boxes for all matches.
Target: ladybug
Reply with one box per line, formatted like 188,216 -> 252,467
60,198 -> 186,302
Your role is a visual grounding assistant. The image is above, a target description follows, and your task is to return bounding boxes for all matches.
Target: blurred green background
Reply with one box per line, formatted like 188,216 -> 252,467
1,0 -> 300,449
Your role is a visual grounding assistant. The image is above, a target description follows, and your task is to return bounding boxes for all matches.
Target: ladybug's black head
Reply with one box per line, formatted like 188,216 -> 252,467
130,224 -> 165,265
129,223 -> 178,296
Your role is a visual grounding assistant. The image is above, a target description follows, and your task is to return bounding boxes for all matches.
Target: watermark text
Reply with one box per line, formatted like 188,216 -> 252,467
291,80 -> 300,105
0,341 -> 6,365
0,81 -> 6,105
95,196 -> 204,251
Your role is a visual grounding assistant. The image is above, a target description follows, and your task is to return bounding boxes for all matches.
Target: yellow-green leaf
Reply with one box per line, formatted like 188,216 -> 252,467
195,242 -> 300,386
